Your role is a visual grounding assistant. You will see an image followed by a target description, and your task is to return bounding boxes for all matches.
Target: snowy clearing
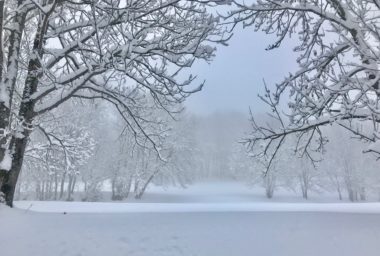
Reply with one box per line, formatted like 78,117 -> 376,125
2,182 -> 380,256
13,200 -> 380,213
2,1 -> 380,255
1,206 -> 380,256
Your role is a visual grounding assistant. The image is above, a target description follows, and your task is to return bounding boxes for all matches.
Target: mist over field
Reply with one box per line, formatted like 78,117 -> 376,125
2,1 -> 380,256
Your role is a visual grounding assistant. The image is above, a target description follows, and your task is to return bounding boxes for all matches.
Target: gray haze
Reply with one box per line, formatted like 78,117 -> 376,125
185,26 -> 298,115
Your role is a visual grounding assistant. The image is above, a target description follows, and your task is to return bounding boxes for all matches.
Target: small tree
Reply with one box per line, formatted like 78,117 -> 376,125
319,125 -> 377,201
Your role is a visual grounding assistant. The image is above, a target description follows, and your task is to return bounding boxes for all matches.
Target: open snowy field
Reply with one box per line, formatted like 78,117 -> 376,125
2,182 -> 380,256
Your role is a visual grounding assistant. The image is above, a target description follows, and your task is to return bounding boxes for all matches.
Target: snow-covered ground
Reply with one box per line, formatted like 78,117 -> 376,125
2,182 -> 380,256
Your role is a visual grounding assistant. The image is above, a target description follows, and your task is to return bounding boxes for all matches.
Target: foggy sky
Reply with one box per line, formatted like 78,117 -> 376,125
185,25 -> 299,116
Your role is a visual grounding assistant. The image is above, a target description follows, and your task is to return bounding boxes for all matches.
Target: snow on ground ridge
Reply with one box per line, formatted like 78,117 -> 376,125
13,182 -> 380,214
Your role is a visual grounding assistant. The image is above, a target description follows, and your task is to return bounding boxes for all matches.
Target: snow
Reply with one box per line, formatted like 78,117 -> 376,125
2,207 -> 380,256
2,182 -> 380,256
13,182 -> 380,213
13,200 -> 380,214
0,150 -> 12,171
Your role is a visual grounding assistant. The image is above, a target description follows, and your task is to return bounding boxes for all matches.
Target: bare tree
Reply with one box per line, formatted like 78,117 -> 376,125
319,125 -> 377,201
0,0 -> 227,206
228,1 -> 380,166
17,101 -> 95,201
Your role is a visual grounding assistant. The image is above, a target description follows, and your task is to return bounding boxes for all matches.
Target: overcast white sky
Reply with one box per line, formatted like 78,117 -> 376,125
184,25 -> 299,116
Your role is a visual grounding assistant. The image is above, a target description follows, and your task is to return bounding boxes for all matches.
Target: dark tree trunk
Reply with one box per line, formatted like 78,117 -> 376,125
125,177 -> 132,199
15,179 -> 21,200
66,174 -> 76,201
41,181 -> 45,200
54,173 -> 58,200
0,1 -> 51,206
0,3 -> 27,200
337,186 -> 342,200
360,187 -> 366,201
1,136 -> 29,206
135,173 -> 156,200
300,181 -> 308,200
48,178 -> 52,199
59,172 -> 66,199
66,175 -> 73,201
71,176 -> 76,195
111,178 -> 116,200
302,189 -> 308,200
36,182 -> 41,200
265,188 -> 274,199
348,188 -> 356,202
0,0 -> 5,79
134,180 -> 139,196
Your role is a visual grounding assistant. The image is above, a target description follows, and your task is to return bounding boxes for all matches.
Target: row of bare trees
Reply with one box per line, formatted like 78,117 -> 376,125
16,102 -> 199,201
231,124 -> 380,202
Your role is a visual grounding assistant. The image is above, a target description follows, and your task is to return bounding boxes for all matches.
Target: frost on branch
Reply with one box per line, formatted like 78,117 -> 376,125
229,0 -> 380,163
0,0 -> 228,206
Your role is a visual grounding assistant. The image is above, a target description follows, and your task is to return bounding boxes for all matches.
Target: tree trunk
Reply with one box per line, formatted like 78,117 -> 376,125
347,188 -> 356,202
111,177 -> 116,200
54,173 -> 58,200
66,174 -> 76,201
264,174 -> 275,199
70,176 -> 76,195
0,1 -> 7,178
48,177 -> 53,199
41,181 -> 45,200
15,179 -> 21,200
66,175 -> 73,201
125,176 -> 133,199
0,0 -> 5,79
302,188 -> 308,200
135,173 -> 157,200
36,182 -> 41,200
60,172 -> 66,199
0,0 -> 53,207
360,187 -> 366,201
265,187 -> 274,199
337,185 -> 342,201
0,3 -> 27,199
134,180 -> 139,196
1,136 -> 29,206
